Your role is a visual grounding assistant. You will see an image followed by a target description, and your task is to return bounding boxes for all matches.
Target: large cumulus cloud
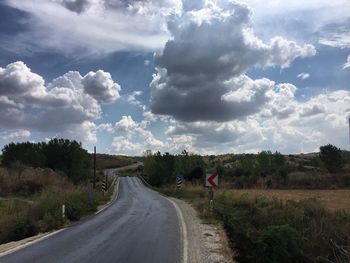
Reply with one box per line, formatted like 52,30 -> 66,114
165,87 -> 350,154
0,61 -> 121,142
150,1 -> 316,122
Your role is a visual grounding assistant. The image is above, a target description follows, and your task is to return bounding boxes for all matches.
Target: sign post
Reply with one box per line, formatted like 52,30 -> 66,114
205,173 -> 219,215
93,146 -> 96,189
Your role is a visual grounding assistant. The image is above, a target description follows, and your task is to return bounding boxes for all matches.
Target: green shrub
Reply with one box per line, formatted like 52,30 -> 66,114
65,188 -> 96,221
213,192 -> 350,263
0,213 -> 38,243
319,144 -> 343,172
257,225 -> 302,263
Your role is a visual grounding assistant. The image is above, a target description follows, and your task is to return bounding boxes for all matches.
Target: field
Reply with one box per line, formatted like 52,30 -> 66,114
232,189 -> 350,211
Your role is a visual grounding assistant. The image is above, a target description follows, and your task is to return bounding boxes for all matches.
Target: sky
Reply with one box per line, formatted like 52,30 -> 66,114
0,0 -> 349,156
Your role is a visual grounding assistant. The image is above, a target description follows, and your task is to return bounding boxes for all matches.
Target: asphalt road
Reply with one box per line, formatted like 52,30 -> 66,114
1,177 -> 181,263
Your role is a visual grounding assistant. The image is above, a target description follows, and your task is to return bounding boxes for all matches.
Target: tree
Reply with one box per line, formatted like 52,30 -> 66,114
257,151 -> 272,175
1,139 -> 91,183
174,151 -> 205,182
143,151 -> 205,187
143,152 -> 174,187
319,144 -> 343,172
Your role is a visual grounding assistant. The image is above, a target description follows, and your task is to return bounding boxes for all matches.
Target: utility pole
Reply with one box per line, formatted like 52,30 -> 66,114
348,118 -> 350,150
93,146 -> 96,189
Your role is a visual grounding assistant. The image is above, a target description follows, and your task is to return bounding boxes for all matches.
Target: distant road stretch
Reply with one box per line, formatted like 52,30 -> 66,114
1,177 -> 181,263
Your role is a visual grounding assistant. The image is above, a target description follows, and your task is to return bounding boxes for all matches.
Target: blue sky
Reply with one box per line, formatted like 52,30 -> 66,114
0,0 -> 349,155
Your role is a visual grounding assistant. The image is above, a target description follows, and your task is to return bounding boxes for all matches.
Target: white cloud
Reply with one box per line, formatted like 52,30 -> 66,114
4,0 -> 181,55
164,88 -> 350,154
319,34 -> 350,49
0,61 -> 46,100
297,72 -> 310,80
0,61 -> 121,143
0,130 -> 31,140
82,70 -> 121,103
150,1 -> 316,122
115,115 -> 138,133
111,115 -> 164,155
97,123 -> 114,133
126,90 -> 143,107
62,121 -> 98,143
343,55 -> 350,69
166,134 -> 196,153
111,136 -> 144,156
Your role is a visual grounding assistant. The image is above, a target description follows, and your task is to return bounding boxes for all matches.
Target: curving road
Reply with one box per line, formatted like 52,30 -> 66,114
1,177 -> 181,263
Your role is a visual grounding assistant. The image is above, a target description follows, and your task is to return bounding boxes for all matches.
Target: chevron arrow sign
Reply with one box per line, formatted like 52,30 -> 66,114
206,174 -> 219,187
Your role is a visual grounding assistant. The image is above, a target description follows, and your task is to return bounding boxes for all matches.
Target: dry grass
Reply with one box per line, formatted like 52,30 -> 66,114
0,167 -> 72,196
159,182 -> 350,212
231,189 -> 350,212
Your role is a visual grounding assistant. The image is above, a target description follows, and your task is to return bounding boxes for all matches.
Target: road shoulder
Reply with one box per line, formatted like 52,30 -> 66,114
170,198 -> 234,263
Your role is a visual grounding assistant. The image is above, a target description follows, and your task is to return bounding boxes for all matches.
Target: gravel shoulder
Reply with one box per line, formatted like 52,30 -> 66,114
171,198 -> 235,263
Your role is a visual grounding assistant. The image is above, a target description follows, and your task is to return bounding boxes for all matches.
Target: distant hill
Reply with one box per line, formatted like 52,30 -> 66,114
94,153 -> 138,169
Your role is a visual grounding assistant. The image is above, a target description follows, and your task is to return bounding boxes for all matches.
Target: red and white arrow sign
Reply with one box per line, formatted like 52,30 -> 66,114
206,174 -> 219,187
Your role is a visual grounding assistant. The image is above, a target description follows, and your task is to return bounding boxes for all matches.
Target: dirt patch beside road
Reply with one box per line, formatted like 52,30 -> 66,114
171,198 -> 234,263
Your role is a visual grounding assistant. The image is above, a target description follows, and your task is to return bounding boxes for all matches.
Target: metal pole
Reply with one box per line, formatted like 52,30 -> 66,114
105,172 -> 108,191
208,188 -> 214,216
93,146 -> 96,189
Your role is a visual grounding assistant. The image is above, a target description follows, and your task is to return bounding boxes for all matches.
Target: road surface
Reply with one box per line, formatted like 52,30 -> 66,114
1,177 -> 181,263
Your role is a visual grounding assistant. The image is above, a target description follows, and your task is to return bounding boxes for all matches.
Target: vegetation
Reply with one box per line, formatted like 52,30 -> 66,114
1,139 -> 91,183
206,146 -> 350,189
0,167 -> 115,244
143,150 -> 205,187
0,139 -> 117,245
149,145 -> 350,263
319,144 -> 343,172
158,185 -> 350,263
0,186 -> 100,244
215,192 -> 350,263
94,153 -> 135,169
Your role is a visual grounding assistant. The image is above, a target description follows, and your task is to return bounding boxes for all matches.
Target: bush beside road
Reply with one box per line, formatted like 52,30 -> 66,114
157,184 -> 350,263
0,167 -> 117,246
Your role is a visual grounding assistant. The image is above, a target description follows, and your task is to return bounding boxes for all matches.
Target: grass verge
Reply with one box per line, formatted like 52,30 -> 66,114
0,182 -> 115,245
157,184 -> 350,263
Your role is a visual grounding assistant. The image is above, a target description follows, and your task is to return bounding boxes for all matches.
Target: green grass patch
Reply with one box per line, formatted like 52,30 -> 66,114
0,182 -> 116,244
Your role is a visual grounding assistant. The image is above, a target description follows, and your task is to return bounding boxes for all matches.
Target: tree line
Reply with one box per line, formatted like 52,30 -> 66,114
1,139 -> 91,183
143,150 -> 206,187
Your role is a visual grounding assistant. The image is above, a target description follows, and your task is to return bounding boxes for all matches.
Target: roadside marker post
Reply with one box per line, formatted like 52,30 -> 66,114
176,174 -> 183,189
102,180 -> 107,194
62,204 -> 65,219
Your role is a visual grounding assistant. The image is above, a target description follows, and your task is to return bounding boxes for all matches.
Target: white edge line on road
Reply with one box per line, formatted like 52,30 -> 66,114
0,228 -> 66,258
167,198 -> 189,263
135,177 -> 188,263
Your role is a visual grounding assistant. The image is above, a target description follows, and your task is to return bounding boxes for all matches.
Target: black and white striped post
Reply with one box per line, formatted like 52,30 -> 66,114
176,174 -> 183,189
102,180 -> 107,192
